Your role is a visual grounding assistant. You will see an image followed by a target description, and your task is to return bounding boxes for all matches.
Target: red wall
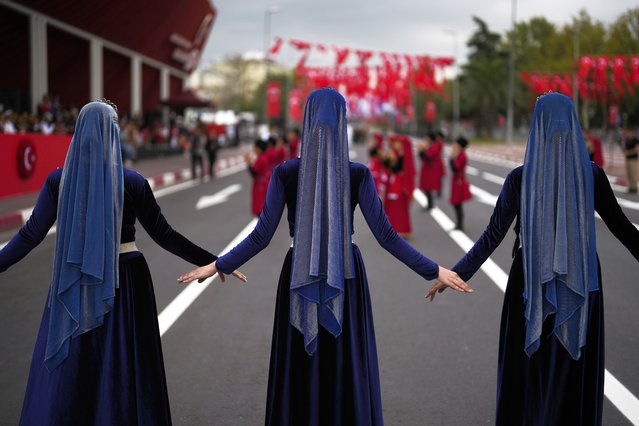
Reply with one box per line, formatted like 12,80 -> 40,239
170,75 -> 184,98
0,134 -> 71,199
21,0 -> 216,70
0,5 -> 30,93
103,48 -> 131,116
48,26 -> 90,109
0,4 -> 31,112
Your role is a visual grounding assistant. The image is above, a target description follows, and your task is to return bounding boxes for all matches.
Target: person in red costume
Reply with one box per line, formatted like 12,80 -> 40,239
368,132 -> 388,197
585,132 -> 605,167
383,135 -> 415,238
287,128 -> 301,159
274,135 -> 289,165
245,139 -> 272,216
418,132 -> 445,210
449,137 -> 472,230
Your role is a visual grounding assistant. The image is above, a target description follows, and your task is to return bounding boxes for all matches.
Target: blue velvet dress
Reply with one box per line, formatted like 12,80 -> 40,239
216,158 -> 439,426
0,168 -> 217,426
452,164 -> 639,426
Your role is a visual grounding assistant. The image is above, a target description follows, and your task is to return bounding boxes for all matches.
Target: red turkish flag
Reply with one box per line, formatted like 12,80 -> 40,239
266,82 -> 281,119
334,47 -> 351,67
579,56 -> 594,80
269,37 -> 283,56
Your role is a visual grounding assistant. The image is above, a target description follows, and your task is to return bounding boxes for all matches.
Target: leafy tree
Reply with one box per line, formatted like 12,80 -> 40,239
460,16 -> 507,137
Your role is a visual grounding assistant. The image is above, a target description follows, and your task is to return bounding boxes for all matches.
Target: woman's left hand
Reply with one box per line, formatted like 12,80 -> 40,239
425,280 -> 448,301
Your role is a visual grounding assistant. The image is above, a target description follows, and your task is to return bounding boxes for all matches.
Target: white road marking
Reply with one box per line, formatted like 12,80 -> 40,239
466,166 -> 479,176
195,184 -> 242,210
157,217 -> 258,336
20,208 -> 33,223
153,180 -> 200,198
414,189 -> 639,425
482,172 -> 506,186
469,184 -> 498,206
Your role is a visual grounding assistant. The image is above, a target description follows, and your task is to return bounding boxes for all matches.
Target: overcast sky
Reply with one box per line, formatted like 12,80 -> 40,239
200,0 -> 632,70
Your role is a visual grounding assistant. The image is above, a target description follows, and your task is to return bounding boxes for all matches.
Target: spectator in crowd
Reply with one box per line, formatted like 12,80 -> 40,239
190,125 -> 207,180
39,112 -> 55,135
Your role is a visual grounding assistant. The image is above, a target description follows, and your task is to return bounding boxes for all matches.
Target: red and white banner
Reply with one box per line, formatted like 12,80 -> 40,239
288,89 -> 303,122
266,82 -> 282,119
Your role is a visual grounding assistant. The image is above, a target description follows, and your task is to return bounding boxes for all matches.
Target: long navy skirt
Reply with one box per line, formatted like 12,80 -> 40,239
496,250 -> 604,426
20,251 -> 172,426
266,245 -> 384,426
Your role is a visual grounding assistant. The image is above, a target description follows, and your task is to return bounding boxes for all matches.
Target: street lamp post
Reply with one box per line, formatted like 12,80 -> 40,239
263,6 -> 280,63
506,0 -> 517,145
444,29 -> 460,139
263,6 -> 279,124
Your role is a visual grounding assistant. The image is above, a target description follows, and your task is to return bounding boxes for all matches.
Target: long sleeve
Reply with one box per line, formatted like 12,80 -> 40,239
0,172 -> 59,272
358,167 -> 439,280
216,164 -> 287,274
132,178 -> 216,267
593,164 -> 639,261
452,168 -> 521,281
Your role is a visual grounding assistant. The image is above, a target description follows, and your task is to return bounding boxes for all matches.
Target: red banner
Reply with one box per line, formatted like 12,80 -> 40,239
0,133 -> 72,199
288,89 -> 303,122
266,82 -> 282,119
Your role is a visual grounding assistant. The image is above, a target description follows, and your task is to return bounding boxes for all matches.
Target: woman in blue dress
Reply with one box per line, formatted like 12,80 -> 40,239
179,88 -> 471,425
427,93 -> 639,425
0,101 -> 245,425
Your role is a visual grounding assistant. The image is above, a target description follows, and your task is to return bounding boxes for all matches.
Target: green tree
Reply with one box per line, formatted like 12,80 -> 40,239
460,16 -> 508,137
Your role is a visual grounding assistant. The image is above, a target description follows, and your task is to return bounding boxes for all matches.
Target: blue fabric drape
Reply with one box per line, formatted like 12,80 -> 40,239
290,88 -> 355,354
45,102 -> 123,371
520,93 -> 598,360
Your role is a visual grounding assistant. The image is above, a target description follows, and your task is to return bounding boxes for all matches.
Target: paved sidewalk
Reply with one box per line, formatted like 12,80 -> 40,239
0,144 -> 252,232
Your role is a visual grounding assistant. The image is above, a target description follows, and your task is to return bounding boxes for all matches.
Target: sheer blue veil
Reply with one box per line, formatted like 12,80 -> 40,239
290,88 -> 355,355
520,93 -> 598,360
45,101 -> 124,371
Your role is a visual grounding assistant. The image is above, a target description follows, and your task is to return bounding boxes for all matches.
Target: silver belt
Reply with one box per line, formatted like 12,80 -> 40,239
119,242 -> 138,254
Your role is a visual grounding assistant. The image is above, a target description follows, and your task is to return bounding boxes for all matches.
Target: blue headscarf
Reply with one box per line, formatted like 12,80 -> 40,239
520,93 -> 598,360
290,88 -> 355,355
46,101 -> 124,371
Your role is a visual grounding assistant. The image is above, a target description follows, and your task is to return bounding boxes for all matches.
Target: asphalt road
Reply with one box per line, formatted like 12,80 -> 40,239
1,145 -> 638,425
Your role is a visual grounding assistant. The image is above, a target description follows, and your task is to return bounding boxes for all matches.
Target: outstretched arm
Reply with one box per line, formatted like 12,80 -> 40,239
358,167 -> 470,293
179,165 -> 287,283
593,164 -> 639,260
133,176 -> 217,267
427,168 -> 520,300
0,172 -> 58,272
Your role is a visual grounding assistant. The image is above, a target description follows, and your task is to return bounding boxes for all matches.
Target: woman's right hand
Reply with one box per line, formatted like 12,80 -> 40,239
426,266 -> 472,301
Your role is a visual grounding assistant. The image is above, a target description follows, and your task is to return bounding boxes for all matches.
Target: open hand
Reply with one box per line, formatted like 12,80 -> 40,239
177,261 -> 247,284
425,267 -> 472,301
